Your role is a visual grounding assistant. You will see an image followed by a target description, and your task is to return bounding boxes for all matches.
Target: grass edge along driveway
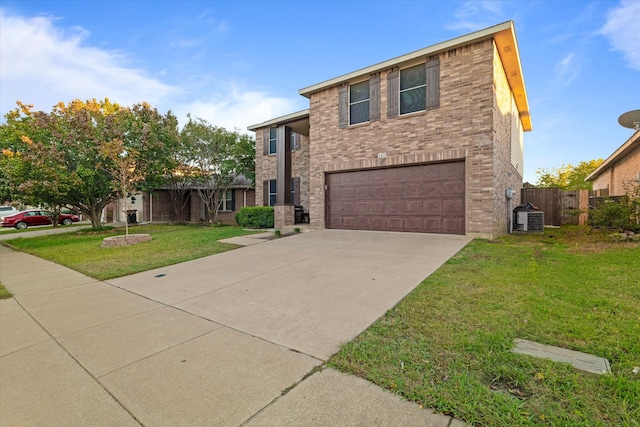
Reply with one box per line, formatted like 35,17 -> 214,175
4,224 -> 258,280
330,226 -> 639,426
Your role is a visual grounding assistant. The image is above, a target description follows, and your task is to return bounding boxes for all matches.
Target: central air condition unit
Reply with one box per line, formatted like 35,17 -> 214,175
516,211 -> 544,232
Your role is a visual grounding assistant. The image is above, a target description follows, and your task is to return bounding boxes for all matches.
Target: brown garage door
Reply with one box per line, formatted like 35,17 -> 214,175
326,161 -> 465,234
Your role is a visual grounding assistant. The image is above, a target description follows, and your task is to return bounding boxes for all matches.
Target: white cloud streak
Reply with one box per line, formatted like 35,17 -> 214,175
0,11 -> 178,115
0,10 -> 298,132
556,53 -> 578,85
445,0 -> 505,32
173,87 -> 301,133
601,0 -> 640,70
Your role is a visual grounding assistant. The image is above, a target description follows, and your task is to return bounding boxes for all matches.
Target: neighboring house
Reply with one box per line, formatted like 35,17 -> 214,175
104,175 -> 255,225
248,21 -> 531,238
585,130 -> 640,196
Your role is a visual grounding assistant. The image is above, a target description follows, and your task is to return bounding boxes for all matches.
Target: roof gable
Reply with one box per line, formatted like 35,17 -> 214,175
585,130 -> 640,181
298,21 -> 531,131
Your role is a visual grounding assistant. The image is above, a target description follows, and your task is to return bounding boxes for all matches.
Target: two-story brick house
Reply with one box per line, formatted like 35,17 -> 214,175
248,21 -> 532,239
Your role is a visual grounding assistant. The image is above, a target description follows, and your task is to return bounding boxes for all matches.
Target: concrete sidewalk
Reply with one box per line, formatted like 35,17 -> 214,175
0,230 -> 471,426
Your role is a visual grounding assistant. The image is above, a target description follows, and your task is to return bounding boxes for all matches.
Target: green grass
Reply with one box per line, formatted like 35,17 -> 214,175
0,283 -> 12,299
330,226 -> 640,426
5,224 -> 257,280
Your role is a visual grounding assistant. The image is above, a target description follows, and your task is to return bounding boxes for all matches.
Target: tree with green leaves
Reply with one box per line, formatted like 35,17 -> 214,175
0,99 -> 180,228
180,116 -> 255,224
535,159 -> 603,190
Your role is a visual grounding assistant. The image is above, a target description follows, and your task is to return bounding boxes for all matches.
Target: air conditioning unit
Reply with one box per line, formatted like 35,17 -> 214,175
516,211 -> 544,232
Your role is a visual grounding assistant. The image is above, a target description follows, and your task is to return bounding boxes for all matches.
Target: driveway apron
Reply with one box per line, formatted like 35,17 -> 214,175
0,230 -> 471,426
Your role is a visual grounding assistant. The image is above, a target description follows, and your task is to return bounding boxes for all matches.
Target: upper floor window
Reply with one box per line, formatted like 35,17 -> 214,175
265,128 -> 300,155
349,80 -> 370,125
387,59 -> 439,119
399,64 -> 426,115
269,128 -> 277,155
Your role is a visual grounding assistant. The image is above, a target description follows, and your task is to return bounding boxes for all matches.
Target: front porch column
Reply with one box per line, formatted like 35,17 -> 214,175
275,125 -> 294,227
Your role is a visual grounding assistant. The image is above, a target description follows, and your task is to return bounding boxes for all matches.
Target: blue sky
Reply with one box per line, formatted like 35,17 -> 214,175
1,0 -> 638,183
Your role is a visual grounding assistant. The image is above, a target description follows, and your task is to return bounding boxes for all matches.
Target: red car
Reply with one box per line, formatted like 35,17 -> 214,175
0,209 -> 80,229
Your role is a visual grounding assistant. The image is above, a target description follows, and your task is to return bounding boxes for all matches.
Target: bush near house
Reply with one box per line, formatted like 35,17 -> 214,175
235,206 -> 274,229
589,182 -> 640,232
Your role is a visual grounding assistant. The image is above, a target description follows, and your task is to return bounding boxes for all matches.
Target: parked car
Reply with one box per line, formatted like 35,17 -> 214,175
0,209 -> 80,229
0,206 -> 19,219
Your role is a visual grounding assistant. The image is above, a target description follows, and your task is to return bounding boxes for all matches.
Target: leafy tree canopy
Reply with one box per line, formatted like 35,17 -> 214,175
535,159 -> 603,190
0,99 -> 180,227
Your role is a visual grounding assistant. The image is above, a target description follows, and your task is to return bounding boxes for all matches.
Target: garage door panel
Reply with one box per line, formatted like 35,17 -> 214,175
371,201 -> 386,213
356,202 -> 371,214
327,161 -> 465,234
386,168 -> 403,181
370,217 -> 388,229
388,201 -> 404,214
340,186 -> 358,198
404,182 -> 423,198
388,183 -> 403,195
371,184 -> 387,197
357,186 -> 373,198
424,200 -> 443,213
443,199 -> 464,214
404,200 -> 424,214
423,182 -> 443,196
443,181 -> 465,194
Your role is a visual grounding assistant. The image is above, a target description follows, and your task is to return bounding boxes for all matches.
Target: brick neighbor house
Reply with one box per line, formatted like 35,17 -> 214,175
585,130 -> 640,196
104,175 -> 255,225
248,21 -> 532,239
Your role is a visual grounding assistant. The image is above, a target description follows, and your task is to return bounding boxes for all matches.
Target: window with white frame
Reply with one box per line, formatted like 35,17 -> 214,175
349,80 -> 370,125
399,64 -> 426,115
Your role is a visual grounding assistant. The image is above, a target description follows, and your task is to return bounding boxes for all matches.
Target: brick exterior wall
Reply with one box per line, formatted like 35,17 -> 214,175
254,38 -> 526,238
492,43 -> 524,237
591,135 -> 640,195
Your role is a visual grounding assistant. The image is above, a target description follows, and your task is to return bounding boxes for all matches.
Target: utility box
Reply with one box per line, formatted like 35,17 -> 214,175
513,203 -> 544,232
516,211 -> 544,232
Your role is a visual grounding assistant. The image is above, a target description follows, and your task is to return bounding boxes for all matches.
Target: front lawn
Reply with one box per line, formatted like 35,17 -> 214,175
5,224 -> 257,280
330,226 -> 640,426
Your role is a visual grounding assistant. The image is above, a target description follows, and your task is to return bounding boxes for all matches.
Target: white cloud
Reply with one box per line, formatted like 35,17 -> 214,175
556,53 -> 578,85
0,9 -> 303,135
0,10 -> 179,116
601,0 -> 640,70
445,0 -> 506,32
173,86 -> 303,133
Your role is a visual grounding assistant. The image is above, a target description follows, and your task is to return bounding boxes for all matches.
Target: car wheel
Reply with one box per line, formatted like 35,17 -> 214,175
62,218 -> 72,225
15,222 -> 28,230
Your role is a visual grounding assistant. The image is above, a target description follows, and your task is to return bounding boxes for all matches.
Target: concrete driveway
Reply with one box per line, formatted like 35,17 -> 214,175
1,229 -> 471,426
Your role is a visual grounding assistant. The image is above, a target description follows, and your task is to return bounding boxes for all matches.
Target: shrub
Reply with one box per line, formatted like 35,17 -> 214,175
589,182 -> 640,233
235,206 -> 274,229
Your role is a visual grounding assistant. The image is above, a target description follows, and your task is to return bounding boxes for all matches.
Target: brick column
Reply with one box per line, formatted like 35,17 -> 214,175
275,125 -> 293,228
274,204 -> 295,229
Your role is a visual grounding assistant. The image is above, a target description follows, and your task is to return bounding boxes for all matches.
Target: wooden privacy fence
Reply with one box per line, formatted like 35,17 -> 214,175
520,188 -> 609,226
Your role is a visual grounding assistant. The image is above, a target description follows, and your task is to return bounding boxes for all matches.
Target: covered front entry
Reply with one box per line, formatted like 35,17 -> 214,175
326,161 -> 465,234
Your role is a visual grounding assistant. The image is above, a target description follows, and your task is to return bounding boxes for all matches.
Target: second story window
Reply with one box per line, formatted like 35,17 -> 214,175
349,80 -> 370,125
399,64 -> 426,115
269,128 -> 277,154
